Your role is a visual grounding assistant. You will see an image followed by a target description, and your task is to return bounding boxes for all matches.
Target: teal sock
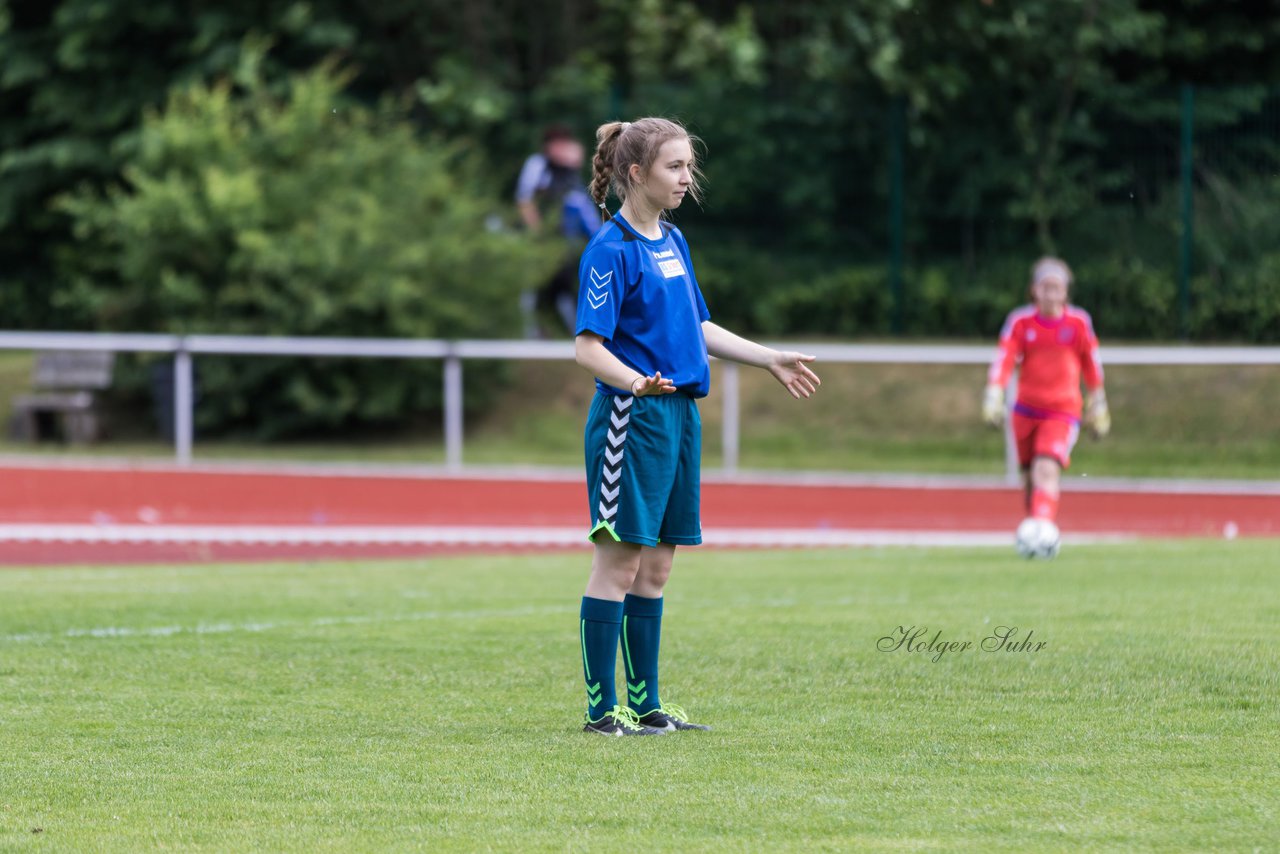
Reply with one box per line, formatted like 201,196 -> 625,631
621,593 -> 663,716
579,597 -> 623,721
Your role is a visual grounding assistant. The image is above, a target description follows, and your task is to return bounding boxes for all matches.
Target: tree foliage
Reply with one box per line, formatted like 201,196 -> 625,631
56,47 -> 560,436
0,0 -> 359,327
4,0 -> 1279,351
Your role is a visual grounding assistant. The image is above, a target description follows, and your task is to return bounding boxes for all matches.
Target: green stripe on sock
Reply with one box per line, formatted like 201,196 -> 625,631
628,678 -> 648,706
580,596 -> 623,718
621,616 -> 635,679
621,594 -> 662,715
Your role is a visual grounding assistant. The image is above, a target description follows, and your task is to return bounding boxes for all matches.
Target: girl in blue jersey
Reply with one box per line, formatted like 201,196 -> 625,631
574,117 -> 821,736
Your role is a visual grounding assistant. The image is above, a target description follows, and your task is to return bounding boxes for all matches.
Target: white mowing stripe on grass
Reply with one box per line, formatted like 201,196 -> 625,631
0,595 -> 903,646
0,604 -> 568,645
0,523 -> 1132,548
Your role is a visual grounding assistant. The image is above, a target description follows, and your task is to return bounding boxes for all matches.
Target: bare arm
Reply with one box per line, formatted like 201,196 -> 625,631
517,200 -> 541,231
702,321 -> 820,400
701,321 -> 777,368
574,333 -> 676,396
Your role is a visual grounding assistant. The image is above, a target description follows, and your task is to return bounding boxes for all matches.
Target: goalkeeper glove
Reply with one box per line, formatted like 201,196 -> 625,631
1085,389 -> 1111,439
982,384 -> 1005,428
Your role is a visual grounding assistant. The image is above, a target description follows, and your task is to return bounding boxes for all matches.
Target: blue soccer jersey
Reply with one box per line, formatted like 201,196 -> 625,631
575,214 -> 712,398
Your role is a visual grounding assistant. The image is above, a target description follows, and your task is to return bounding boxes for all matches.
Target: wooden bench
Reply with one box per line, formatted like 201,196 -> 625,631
10,351 -> 115,443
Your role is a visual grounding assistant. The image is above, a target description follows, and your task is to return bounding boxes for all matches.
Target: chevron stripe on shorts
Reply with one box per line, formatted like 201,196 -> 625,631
596,395 -> 634,525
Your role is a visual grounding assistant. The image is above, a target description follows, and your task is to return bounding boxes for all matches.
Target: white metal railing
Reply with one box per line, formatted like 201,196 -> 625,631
3,331 -> 1279,480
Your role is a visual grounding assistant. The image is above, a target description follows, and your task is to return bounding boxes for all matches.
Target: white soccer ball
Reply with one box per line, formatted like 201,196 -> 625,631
1015,517 -> 1061,560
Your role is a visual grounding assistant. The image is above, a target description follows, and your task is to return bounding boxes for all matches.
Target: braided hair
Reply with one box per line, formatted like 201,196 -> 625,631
588,118 -> 702,220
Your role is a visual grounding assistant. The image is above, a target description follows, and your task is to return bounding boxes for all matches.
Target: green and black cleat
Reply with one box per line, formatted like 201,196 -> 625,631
584,705 -> 667,737
636,704 -> 711,732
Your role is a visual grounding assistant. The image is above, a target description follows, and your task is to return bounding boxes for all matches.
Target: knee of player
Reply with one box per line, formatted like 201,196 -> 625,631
638,560 -> 672,589
1031,457 -> 1062,488
596,551 -> 643,587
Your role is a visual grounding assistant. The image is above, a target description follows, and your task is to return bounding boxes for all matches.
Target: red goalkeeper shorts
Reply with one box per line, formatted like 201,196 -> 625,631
1012,410 -> 1080,469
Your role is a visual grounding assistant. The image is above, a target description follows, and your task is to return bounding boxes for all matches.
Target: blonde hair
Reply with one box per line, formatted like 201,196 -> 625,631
588,117 -> 703,218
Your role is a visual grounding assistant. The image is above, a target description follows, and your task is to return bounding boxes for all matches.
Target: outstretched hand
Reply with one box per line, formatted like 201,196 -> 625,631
632,371 -> 677,397
768,351 -> 821,400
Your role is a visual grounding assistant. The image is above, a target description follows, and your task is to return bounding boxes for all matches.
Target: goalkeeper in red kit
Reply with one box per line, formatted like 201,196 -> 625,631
983,257 -> 1110,528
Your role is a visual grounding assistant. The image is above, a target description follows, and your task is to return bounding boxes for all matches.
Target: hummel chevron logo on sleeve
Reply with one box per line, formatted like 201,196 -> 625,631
587,267 -> 612,309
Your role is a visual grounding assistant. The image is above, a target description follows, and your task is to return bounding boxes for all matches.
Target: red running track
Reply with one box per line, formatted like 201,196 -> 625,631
1,464 -> 1276,564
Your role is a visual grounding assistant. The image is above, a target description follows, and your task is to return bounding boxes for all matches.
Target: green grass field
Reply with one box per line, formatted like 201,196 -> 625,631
2,542 -> 1277,851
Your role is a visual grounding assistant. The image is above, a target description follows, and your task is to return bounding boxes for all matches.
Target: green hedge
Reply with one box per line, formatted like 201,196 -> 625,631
696,243 -> 1277,342
56,53 -> 561,438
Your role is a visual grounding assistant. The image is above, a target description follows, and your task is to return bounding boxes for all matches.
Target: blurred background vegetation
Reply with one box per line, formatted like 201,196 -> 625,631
2,0 -> 1278,441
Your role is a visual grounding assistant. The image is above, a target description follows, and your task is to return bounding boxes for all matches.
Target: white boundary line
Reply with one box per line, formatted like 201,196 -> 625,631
2,457 -> 1277,495
0,523 -> 1133,549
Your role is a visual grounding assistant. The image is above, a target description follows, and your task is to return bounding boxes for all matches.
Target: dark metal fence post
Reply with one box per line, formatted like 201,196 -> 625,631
889,96 -> 906,335
1178,83 -> 1195,340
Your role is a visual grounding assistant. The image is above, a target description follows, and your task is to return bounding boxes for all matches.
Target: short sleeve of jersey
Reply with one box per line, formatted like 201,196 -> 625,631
671,227 -> 711,322
514,154 -> 546,203
988,308 -> 1029,387
575,242 -> 626,340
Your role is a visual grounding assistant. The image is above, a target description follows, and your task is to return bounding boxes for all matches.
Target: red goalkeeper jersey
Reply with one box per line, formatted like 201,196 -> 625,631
987,305 -> 1104,421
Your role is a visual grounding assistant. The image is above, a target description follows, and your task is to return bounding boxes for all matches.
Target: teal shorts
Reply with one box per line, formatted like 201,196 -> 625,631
584,392 -> 702,547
